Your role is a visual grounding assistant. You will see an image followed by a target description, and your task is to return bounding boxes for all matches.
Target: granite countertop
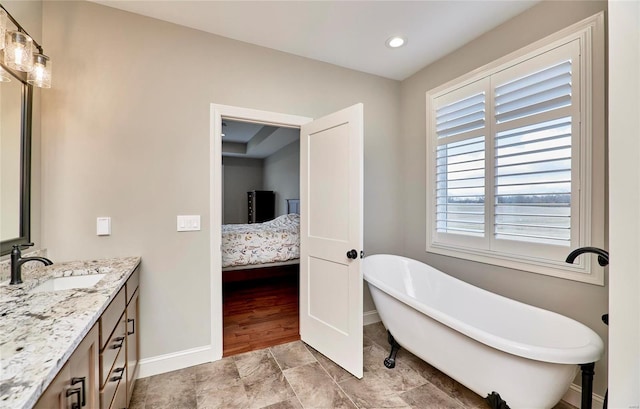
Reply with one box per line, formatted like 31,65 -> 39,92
0,256 -> 141,409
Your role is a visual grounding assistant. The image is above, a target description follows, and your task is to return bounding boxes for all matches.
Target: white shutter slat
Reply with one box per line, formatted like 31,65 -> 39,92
436,92 -> 486,139
496,61 -> 571,96
495,60 -> 572,124
494,115 -> 572,246
435,135 -> 485,237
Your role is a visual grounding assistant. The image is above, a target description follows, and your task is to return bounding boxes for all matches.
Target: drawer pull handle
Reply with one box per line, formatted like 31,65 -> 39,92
71,376 -> 86,407
66,387 -> 81,409
111,336 -> 125,349
114,367 -> 125,373
110,375 -> 123,382
128,318 -> 135,335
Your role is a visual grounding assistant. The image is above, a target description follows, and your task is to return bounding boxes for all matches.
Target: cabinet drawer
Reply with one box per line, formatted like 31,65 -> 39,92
100,347 -> 126,409
100,287 -> 125,349
126,268 -> 139,304
110,374 -> 127,409
100,315 -> 126,386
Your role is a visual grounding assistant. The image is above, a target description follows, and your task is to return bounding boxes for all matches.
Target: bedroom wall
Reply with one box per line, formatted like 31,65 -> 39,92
399,0 -> 608,396
40,1 -> 401,361
263,140 -> 300,217
222,157 -> 264,224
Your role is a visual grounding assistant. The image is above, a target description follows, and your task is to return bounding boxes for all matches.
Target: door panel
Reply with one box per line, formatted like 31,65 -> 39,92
308,257 -> 350,334
308,124 -> 350,240
300,103 -> 363,378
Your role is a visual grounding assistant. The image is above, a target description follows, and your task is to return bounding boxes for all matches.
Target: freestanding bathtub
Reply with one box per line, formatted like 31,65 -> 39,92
363,254 -> 604,409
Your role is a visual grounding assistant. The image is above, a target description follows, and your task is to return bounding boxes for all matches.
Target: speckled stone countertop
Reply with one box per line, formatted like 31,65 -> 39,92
0,256 -> 141,409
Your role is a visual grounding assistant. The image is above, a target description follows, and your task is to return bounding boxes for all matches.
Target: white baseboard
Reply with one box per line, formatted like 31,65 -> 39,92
363,310 -> 381,325
139,311 -> 379,379
138,345 -> 212,378
562,383 -> 605,409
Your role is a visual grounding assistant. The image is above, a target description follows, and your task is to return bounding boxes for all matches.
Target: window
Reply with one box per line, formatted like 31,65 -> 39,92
426,14 -> 605,284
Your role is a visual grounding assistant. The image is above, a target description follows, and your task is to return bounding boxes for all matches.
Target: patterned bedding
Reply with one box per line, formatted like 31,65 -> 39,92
221,213 -> 300,268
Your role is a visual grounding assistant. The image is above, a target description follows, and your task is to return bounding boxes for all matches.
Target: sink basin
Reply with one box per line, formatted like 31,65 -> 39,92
30,274 -> 106,293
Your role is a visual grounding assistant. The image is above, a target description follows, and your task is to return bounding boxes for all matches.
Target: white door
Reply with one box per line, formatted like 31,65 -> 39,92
299,103 -> 364,378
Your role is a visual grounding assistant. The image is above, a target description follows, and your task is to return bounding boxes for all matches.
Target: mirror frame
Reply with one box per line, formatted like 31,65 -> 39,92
0,63 -> 33,256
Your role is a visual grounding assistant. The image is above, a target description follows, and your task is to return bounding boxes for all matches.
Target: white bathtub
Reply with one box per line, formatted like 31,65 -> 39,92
363,254 -> 604,409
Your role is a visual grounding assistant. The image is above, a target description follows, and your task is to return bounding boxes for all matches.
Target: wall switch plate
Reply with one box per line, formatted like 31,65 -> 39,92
97,217 -> 111,236
177,215 -> 201,232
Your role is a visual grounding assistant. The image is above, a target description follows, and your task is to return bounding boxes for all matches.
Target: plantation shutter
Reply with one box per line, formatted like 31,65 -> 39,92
430,39 -> 582,259
492,40 -> 580,250
433,79 -> 488,239
427,14 -> 603,282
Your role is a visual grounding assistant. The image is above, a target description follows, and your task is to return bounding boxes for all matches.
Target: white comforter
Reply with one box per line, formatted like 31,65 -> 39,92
221,213 -> 300,268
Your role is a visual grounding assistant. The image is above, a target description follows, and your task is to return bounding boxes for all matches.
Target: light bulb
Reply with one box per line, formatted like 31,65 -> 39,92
385,36 -> 407,49
27,53 -> 51,88
4,31 -> 34,72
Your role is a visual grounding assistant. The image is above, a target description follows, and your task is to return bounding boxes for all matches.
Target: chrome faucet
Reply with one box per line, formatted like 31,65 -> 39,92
10,243 -> 53,285
565,246 -> 609,267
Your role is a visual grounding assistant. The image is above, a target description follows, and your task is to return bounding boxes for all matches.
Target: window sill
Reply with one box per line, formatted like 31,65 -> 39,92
427,241 -> 605,286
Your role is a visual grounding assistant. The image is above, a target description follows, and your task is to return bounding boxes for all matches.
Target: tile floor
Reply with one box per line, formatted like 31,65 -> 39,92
129,323 -> 576,409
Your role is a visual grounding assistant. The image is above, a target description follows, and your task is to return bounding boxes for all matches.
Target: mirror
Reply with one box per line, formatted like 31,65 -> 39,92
0,64 -> 32,256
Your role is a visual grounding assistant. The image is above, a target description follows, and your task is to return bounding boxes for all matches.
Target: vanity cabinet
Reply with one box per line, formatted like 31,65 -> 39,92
34,324 -> 99,409
99,288 -> 126,409
32,267 -> 140,409
100,267 -> 140,409
126,270 -> 140,402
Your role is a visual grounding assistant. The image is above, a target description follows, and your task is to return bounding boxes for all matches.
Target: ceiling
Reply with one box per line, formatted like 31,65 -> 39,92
90,0 -> 539,81
222,120 -> 299,159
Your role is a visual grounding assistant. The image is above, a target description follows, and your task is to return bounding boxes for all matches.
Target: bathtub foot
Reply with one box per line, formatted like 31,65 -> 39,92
580,362 -> 595,409
485,392 -> 510,409
383,331 -> 401,369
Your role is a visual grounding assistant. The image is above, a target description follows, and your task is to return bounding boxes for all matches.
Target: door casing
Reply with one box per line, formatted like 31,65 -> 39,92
210,104 -> 311,359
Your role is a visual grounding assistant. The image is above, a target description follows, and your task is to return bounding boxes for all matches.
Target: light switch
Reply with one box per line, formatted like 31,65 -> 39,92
177,215 -> 201,232
97,217 -> 111,236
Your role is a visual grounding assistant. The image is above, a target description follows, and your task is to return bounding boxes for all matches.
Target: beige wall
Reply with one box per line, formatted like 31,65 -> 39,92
41,1 -> 401,359
264,140 -> 300,217
222,157 -> 264,224
608,0 -> 640,405
399,0 -> 609,395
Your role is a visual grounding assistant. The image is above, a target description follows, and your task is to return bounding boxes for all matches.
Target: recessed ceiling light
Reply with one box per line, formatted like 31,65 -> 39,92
386,36 -> 407,49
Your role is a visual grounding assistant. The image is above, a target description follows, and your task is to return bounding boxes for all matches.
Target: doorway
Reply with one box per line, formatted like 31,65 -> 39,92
223,264 -> 299,356
219,118 -> 302,356
210,103 -> 364,378
210,104 -> 312,360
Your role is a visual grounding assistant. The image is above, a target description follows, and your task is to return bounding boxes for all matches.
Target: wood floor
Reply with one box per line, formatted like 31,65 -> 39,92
223,265 -> 300,357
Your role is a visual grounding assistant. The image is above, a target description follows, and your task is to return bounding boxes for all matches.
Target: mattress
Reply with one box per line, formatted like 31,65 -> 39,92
221,213 -> 300,268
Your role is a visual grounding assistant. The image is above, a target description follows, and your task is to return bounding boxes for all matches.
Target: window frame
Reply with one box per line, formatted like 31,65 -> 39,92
425,12 -> 605,285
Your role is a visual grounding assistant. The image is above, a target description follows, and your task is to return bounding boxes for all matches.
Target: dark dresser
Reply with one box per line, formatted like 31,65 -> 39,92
247,190 -> 275,223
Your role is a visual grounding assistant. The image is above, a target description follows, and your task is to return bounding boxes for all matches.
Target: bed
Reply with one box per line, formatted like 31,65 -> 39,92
221,213 -> 300,271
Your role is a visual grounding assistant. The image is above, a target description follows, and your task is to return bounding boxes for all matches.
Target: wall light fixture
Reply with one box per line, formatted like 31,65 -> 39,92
0,4 -> 52,88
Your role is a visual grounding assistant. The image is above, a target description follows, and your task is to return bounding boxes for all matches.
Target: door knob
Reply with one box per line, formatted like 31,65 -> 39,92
346,249 -> 358,259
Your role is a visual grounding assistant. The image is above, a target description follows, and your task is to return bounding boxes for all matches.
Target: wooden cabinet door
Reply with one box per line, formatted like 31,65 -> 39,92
69,324 -> 99,409
111,378 -> 127,409
34,325 -> 99,409
34,363 -> 70,409
126,289 -> 139,404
